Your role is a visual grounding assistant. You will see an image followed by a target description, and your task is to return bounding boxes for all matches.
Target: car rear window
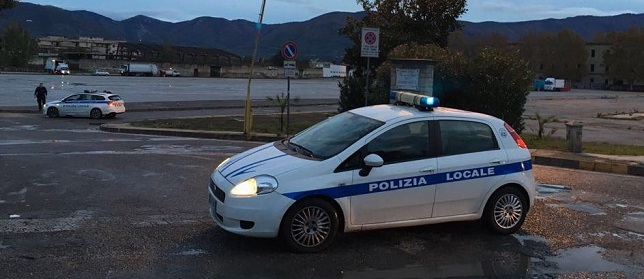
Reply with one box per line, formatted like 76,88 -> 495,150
108,95 -> 122,101
439,120 -> 499,156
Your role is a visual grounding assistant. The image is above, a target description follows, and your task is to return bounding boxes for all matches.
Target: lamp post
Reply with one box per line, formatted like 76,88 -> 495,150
243,0 -> 267,138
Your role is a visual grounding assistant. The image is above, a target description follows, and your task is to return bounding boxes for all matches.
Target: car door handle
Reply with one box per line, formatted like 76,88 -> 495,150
489,160 -> 503,165
420,168 -> 436,173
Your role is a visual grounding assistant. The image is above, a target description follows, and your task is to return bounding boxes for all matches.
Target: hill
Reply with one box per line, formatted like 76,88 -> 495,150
1,2 -> 643,60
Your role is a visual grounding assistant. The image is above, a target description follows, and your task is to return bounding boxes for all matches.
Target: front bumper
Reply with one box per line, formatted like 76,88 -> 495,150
208,176 -> 293,238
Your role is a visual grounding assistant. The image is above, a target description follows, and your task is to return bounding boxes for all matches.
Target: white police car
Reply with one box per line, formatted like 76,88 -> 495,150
208,91 -> 536,252
43,90 -> 125,119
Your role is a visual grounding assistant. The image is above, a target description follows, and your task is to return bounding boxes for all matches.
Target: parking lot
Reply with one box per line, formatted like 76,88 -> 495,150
0,75 -> 643,277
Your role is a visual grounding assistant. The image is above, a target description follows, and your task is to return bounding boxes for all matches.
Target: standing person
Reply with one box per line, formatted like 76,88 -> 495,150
34,83 -> 48,112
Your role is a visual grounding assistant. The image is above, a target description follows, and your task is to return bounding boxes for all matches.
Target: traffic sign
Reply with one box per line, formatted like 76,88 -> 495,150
361,27 -> 379,58
281,42 -> 298,60
284,61 -> 296,78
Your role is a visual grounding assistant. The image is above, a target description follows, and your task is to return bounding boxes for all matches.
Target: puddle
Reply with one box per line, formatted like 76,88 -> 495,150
513,234 -> 548,245
175,249 -> 207,256
536,183 -> 572,200
533,246 -> 632,274
615,213 -> 644,234
342,237 -> 531,278
564,203 -> 606,215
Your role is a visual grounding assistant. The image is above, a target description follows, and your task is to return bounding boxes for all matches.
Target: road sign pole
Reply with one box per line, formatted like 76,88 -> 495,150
287,76 -> 291,136
365,57 -> 370,106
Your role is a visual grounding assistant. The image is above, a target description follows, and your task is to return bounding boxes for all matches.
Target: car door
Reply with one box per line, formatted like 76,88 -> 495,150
60,94 -> 81,115
348,120 -> 438,225
75,94 -> 92,117
432,119 -> 508,218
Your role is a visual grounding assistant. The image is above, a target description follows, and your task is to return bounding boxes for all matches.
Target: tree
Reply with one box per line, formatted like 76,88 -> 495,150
160,39 -> 176,64
266,92 -> 300,135
0,0 -> 17,14
604,28 -> 644,91
448,31 -> 510,58
0,22 -> 37,68
338,0 -> 467,110
380,43 -> 531,132
549,30 -> 587,81
340,0 -> 467,68
517,30 -> 586,81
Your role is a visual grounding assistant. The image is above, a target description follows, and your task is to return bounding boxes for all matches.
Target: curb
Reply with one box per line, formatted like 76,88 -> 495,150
531,155 -> 644,177
100,123 -> 644,178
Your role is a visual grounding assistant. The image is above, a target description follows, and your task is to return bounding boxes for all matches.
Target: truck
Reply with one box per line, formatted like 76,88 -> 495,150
45,58 -> 70,75
544,78 -> 566,91
119,63 -> 159,76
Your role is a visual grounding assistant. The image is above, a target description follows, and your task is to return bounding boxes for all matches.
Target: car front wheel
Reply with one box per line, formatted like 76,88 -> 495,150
280,198 -> 339,253
90,108 -> 102,119
484,187 -> 528,234
46,107 -> 59,118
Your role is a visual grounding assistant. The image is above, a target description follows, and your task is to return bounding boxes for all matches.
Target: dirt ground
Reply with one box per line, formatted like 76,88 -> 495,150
524,89 -> 644,146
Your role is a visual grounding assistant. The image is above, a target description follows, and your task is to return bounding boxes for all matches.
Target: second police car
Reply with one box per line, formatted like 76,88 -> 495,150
208,91 -> 536,253
43,90 -> 126,119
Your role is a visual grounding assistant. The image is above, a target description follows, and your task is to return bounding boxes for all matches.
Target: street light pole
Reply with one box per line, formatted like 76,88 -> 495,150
243,0 -> 267,138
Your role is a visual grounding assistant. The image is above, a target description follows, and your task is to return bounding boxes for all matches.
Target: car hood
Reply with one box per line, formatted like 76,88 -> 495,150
45,100 -> 63,105
217,142 -> 315,185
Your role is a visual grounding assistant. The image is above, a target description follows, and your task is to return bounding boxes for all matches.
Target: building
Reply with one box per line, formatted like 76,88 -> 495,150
579,43 -> 613,90
37,36 -> 124,59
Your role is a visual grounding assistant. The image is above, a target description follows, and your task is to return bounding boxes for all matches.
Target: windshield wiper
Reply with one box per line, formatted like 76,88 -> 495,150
288,141 -> 315,158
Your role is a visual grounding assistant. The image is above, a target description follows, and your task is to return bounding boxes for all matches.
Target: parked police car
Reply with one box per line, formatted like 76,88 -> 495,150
43,90 -> 125,119
208,91 -> 536,253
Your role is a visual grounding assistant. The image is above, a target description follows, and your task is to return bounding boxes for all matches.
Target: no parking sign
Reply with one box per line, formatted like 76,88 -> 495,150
281,42 -> 298,61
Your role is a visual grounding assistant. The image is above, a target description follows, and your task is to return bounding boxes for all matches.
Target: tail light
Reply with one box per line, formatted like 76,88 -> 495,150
107,101 -> 118,107
504,123 -> 527,148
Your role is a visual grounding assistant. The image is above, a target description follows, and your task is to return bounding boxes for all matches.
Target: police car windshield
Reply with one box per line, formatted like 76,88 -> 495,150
290,112 -> 384,160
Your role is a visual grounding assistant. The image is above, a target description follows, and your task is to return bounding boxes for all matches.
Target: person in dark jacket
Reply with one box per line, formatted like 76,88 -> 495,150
34,83 -> 48,112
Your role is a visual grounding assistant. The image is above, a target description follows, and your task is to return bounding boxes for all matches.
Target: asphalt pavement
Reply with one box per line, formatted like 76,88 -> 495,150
2,99 -> 643,177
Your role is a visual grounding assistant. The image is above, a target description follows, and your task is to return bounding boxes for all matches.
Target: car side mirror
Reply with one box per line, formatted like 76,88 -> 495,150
359,154 -> 384,177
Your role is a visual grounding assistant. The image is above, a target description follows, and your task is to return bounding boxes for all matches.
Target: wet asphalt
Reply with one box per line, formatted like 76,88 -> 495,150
1,110 -> 643,278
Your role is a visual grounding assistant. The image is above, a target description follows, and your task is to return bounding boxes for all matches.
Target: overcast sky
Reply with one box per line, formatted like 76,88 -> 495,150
23,0 -> 644,24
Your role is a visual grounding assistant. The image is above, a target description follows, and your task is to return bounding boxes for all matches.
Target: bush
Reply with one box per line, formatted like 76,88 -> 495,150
437,48 -> 531,133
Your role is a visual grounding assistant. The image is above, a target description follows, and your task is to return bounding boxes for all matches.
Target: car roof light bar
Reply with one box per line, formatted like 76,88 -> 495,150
389,91 -> 440,111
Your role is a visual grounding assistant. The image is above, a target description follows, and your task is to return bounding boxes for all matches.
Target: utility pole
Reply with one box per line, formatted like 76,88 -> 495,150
243,0 -> 267,138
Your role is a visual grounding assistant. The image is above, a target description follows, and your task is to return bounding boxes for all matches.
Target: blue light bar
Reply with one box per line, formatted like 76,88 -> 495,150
390,91 -> 440,109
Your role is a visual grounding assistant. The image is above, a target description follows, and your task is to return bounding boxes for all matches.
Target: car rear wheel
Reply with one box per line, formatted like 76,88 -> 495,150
46,107 -> 59,118
484,187 -> 527,234
280,198 -> 339,253
90,108 -> 102,119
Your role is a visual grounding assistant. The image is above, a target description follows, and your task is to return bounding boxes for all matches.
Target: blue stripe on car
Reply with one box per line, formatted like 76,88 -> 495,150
225,154 -> 289,179
219,144 -> 274,172
281,160 -> 532,200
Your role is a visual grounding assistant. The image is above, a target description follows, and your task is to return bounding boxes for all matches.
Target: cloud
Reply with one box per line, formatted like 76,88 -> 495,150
465,0 -> 640,22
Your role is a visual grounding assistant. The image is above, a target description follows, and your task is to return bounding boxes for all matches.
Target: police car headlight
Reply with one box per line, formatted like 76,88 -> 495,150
230,175 -> 278,197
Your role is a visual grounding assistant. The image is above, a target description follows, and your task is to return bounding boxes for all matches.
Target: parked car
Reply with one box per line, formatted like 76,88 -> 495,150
43,90 -> 125,119
162,69 -> 180,77
93,69 -> 110,76
207,91 -> 536,252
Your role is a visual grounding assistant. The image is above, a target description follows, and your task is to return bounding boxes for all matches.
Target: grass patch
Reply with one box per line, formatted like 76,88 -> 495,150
131,113 -> 644,156
131,112 -> 333,135
523,134 -> 644,156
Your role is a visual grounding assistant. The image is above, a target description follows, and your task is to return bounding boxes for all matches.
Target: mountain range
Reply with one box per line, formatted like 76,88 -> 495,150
1,2 -> 643,61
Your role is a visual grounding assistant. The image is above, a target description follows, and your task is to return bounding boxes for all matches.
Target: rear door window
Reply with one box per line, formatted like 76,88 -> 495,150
439,120 -> 498,156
